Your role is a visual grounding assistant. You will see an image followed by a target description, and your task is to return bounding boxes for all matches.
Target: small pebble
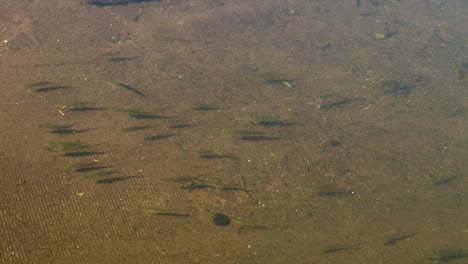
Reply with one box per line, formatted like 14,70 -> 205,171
213,213 -> 230,226
329,140 -> 341,147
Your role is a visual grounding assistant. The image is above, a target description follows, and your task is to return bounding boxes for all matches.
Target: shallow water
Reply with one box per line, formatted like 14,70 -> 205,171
0,0 -> 466,263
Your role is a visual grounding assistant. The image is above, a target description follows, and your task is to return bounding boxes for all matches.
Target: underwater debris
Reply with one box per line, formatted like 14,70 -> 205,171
55,102 -> 99,115
374,27 -> 393,40
281,80 -> 296,97
282,8 -> 299,16
264,78 -> 297,97
232,219 -> 270,234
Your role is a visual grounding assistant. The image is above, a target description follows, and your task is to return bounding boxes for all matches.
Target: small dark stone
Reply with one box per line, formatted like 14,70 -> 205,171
213,213 -> 230,226
329,140 -> 341,147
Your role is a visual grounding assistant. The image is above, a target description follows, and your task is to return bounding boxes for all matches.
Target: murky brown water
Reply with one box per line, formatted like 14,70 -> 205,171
0,0 -> 466,263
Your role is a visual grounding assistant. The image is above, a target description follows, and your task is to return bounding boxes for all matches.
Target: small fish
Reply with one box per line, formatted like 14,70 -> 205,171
384,234 -> 411,245
253,121 -> 294,127
383,85 -> 415,95
67,162 -> 105,172
96,176 -> 141,184
222,129 -> 267,136
48,129 -> 89,134
104,80 -> 145,97
328,140 -> 341,147
107,56 -> 139,62
320,98 -> 361,109
307,184 -> 354,197
113,108 -> 151,115
235,115 -> 295,127
62,152 -> 106,157
131,114 -> 162,120
447,109 -> 465,118
33,86 -> 75,92
121,125 -> 152,132
322,245 -> 359,254
144,208 -> 190,217
432,176 -> 459,186
180,184 -> 214,190
264,79 -> 296,84
192,106 -> 223,111
235,115 -> 285,123
88,0 -> 157,6
318,191 -> 354,197
219,186 -> 249,192
144,134 -> 175,141
68,107 -> 107,112
75,166 -> 111,173
84,170 -> 119,179
237,135 -> 280,141
425,249 -> 468,262
199,154 -> 235,159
